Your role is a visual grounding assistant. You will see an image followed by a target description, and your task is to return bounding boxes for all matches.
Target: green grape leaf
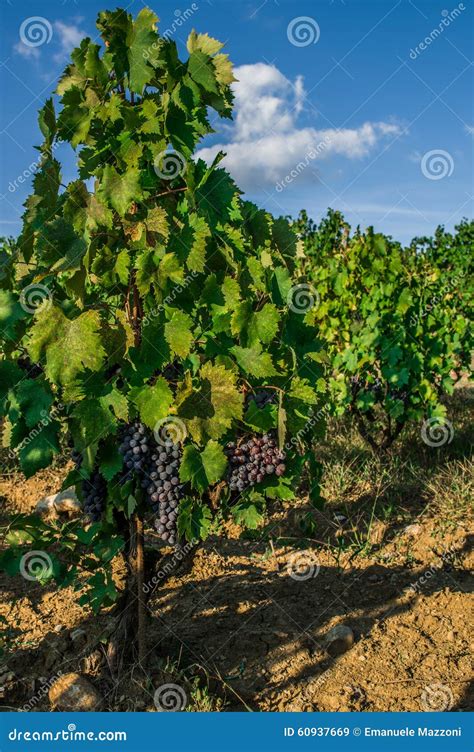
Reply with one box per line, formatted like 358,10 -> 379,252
98,165 -> 141,216
27,306 -> 106,395
179,440 -> 227,492
164,310 -> 193,358
18,421 -> 61,478
13,379 -> 54,428
177,497 -> 212,542
232,498 -> 264,529
231,344 -> 278,378
177,361 -> 243,443
127,8 -> 159,93
130,377 -> 173,429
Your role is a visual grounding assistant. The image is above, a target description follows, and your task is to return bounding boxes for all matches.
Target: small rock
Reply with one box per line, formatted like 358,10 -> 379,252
53,488 -> 81,515
325,625 -> 354,656
35,498 -> 56,518
404,524 -> 421,536
36,488 -> 81,519
54,624 -> 64,633
49,673 -> 102,711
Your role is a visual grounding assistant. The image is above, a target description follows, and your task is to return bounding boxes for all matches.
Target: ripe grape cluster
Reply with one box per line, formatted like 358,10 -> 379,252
82,468 -> 107,522
225,433 -> 286,494
350,375 -> 408,404
141,443 -> 183,547
350,375 -> 383,400
119,421 -> 152,479
246,389 -> 276,409
119,421 -> 183,546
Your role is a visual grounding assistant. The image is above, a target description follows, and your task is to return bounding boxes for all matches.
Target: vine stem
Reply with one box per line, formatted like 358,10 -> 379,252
133,514 -> 146,667
148,186 -> 187,200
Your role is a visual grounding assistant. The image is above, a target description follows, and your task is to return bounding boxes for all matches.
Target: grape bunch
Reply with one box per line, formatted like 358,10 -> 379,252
225,433 -> 286,494
390,386 -> 409,403
82,468 -> 107,522
246,389 -> 276,409
349,374 -> 362,395
350,375 -> 384,401
118,421 -> 152,481
118,421 -> 184,546
143,443 -> 183,547
369,377 -> 384,400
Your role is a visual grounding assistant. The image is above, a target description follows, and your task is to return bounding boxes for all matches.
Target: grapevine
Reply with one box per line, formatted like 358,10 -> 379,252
0,8 -> 325,665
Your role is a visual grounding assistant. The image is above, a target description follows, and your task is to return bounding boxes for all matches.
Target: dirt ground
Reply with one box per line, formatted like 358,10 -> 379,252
1,439 -> 472,713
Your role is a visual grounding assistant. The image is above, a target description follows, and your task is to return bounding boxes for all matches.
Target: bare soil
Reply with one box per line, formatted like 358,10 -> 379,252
1,456 -> 472,713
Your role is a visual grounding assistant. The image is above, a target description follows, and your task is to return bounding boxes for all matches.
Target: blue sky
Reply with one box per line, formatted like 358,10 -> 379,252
0,0 -> 472,243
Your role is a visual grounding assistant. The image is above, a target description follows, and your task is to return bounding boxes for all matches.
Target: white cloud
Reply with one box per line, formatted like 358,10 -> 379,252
197,63 -> 403,190
466,125 -> 474,136
14,19 -> 85,63
53,21 -> 86,61
14,41 -> 41,59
